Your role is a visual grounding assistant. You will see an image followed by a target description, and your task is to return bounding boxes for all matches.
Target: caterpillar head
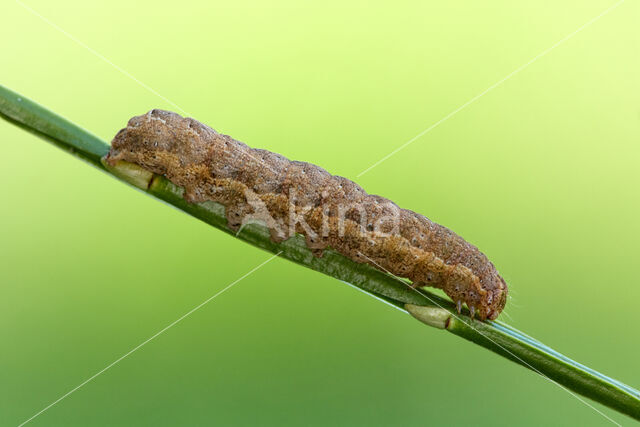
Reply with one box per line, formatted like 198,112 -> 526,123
480,275 -> 508,320
446,265 -> 507,321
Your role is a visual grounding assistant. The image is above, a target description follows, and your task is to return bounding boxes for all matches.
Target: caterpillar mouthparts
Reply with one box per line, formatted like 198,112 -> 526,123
105,109 -> 508,320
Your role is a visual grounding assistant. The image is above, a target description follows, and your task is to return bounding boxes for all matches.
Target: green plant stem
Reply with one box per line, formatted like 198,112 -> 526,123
2,85 -> 639,421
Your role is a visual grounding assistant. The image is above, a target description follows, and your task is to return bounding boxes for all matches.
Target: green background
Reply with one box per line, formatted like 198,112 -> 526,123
1,1 -> 639,425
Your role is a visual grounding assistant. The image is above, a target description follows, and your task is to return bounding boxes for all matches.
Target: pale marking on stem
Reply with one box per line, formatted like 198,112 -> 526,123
12,0 -> 628,422
405,304 -> 451,329
102,160 -> 154,190
356,251 -> 621,427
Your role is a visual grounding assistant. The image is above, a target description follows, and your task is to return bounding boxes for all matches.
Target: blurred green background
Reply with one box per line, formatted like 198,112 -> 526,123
1,0 -> 639,425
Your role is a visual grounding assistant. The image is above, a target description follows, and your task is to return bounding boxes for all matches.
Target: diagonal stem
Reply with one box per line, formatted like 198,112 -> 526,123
1,84 -> 638,421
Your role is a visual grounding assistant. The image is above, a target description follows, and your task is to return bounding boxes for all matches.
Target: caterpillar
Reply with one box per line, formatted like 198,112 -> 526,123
104,109 -> 508,320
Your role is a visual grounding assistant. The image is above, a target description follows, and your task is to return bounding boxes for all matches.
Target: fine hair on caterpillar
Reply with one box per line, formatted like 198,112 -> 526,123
105,109 -> 508,320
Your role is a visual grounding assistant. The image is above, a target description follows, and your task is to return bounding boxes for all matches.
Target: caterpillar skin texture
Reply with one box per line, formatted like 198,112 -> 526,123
105,110 -> 508,320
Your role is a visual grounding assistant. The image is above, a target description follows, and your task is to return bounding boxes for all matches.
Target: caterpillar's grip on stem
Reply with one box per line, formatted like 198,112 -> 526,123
104,110 -> 508,320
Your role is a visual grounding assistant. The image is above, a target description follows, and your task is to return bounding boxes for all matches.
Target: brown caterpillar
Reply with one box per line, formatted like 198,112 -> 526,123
104,110 -> 508,320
